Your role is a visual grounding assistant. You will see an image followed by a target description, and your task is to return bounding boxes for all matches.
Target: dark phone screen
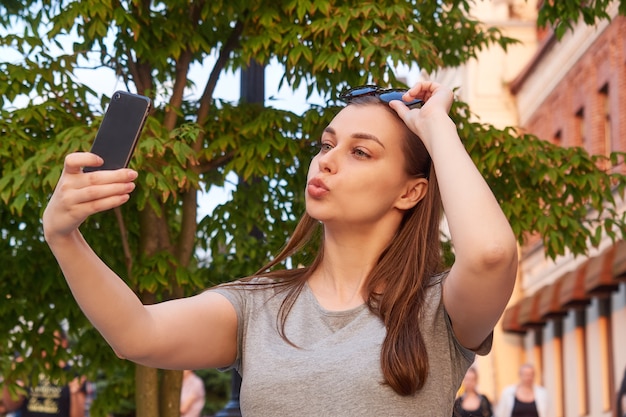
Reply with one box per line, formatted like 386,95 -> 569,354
84,91 -> 151,172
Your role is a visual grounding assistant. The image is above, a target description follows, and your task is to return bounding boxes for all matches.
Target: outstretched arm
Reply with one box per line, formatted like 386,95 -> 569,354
390,82 -> 518,350
43,153 -> 237,369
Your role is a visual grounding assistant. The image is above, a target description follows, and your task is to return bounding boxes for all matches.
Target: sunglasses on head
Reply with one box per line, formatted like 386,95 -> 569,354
338,85 -> 424,108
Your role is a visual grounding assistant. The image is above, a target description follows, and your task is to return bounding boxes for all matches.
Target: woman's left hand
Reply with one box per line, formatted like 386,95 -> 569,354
388,81 -> 455,150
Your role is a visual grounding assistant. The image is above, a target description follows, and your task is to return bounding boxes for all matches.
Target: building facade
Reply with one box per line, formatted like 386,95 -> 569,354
435,2 -> 626,416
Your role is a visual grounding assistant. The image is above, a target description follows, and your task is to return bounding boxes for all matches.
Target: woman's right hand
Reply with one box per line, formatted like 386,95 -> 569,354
42,152 -> 138,241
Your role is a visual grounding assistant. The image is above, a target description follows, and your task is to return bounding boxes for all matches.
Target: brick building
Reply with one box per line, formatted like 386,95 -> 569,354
435,2 -> 626,416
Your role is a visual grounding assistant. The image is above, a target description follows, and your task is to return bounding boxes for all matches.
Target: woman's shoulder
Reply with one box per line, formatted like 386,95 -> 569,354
423,270 -> 450,304
213,276 -> 286,292
211,276 -> 280,296
210,275 -> 301,309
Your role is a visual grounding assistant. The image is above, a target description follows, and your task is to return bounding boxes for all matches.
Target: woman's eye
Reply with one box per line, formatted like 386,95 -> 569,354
319,143 -> 333,152
353,148 -> 370,158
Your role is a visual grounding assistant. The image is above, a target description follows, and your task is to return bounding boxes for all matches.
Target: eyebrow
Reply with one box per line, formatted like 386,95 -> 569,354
323,127 -> 385,149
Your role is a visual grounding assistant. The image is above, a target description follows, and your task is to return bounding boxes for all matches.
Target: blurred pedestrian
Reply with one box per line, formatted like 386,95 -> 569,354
495,364 -> 548,417
453,367 -> 493,417
617,366 -> 626,417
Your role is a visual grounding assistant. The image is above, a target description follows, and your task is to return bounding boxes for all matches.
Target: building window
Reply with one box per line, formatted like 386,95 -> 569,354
553,129 -> 562,146
599,84 -> 612,169
575,309 -> 589,415
574,108 -> 585,148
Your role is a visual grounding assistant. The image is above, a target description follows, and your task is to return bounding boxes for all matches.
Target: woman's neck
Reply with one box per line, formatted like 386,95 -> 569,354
308,260 -> 370,311
464,389 -> 479,397
307,220 -> 398,310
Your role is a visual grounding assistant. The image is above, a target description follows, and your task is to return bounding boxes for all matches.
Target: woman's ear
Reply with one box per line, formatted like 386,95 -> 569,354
395,178 -> 428,210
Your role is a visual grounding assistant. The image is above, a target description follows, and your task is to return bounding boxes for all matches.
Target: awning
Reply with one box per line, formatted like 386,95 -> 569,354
501,303 -> 527,334
585,245 -> 619,295
558,261 -> 591,309
517,293 -> 546,327
613,240 -> 626,281
537,279 -> 567,319
502,240 -> 626,335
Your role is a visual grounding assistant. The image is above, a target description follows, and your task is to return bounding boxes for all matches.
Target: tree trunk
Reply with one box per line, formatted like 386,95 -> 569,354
136,206 -> 175,417
160,369 -> 183,417
135,364 -> 159,417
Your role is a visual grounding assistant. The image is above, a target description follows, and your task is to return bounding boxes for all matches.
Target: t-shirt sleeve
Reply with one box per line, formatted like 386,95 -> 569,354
210,284 -> 246,373
437,272 -> 493,357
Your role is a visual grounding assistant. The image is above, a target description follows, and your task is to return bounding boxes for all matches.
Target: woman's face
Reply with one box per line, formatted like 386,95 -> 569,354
305,104 -> 426,227
462,370 -> 478,392
519,366 -> 535,386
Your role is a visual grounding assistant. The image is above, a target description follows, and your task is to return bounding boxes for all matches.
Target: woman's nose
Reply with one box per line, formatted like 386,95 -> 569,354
317,149 -> 337,173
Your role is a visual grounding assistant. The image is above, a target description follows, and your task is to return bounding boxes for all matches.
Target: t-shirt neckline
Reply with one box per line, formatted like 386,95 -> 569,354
303,281 -> 368,316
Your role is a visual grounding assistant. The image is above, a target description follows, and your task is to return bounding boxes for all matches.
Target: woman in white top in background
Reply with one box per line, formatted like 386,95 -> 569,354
495,364 -> 549,417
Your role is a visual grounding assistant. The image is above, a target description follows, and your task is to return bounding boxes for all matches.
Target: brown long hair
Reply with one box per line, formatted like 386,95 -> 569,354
239,96 -> 443,395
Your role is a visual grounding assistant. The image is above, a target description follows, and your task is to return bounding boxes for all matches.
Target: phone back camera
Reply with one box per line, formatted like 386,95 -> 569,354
114,92 -> 122,100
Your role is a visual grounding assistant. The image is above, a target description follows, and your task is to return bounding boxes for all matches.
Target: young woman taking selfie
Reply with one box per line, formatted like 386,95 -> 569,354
42,81 -> 518,416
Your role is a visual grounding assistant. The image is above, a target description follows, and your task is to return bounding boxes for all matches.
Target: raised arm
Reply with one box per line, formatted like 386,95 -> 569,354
43,153 -> 237,369
390,82 -> 518,349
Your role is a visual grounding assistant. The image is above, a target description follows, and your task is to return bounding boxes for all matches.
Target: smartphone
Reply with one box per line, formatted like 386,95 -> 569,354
84,91 -> 151,172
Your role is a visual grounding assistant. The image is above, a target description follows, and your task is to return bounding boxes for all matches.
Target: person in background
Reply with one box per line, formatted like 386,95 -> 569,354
617,366 -> 626,417
0,381 -> 16,416
82,380 -> 97,417
180,370 -> 205,417
0,355 -> 22,417
495,363 -> 548,417
453,367 -> 493,417
1,330 -> 86,417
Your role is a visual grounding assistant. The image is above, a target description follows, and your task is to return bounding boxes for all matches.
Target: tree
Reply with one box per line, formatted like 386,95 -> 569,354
537,0 -> 626,39
1,1 -> 624,416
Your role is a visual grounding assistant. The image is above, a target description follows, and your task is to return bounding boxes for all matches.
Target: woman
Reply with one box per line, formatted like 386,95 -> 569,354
495,364 -> 549,417
42,81 -> 517,416
454,367 -> 493,417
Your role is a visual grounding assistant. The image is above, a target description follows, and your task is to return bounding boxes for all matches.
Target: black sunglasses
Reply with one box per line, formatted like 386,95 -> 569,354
338,85 -> 424,108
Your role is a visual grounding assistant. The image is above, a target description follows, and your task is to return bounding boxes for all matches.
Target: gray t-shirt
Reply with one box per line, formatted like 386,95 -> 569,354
212,276 -> 490,416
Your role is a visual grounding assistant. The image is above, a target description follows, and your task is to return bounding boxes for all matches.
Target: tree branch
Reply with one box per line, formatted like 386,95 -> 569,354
163,49 -> 193,131
196,19 -> 245,130
197,152 -> 234,174
176,20 -> 244,266
162,2 -> 206,130
113,207 -> 133,280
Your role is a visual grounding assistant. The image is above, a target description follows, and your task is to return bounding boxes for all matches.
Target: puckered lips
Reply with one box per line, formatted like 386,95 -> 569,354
307,177 -> 329,198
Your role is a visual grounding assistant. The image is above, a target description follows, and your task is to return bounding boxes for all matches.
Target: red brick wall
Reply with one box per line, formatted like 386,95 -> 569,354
523,17 -> 626,172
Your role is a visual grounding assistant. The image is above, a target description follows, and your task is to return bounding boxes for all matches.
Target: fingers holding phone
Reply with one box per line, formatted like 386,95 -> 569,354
43,90 -> 150,241
43,152 -> 138,242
